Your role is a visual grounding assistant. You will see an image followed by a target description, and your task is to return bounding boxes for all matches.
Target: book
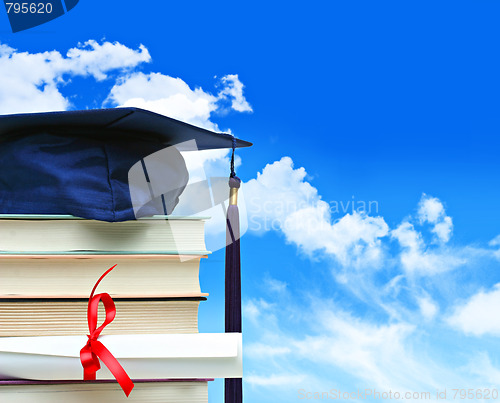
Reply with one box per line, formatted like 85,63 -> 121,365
0,379 -> 210,403
0,255 -> 205,297
0,215 -> 208,254
0,297 -> 205,336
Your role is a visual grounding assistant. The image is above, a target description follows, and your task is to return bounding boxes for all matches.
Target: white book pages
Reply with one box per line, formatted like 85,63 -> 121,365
0,217 -> 208,253
0,381 -> 209,403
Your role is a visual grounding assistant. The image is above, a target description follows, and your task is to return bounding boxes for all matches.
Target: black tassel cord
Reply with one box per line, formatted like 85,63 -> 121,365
225,137 -> 243,403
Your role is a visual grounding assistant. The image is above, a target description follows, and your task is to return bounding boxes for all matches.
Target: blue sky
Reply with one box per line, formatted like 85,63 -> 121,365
2,1 -> 500,402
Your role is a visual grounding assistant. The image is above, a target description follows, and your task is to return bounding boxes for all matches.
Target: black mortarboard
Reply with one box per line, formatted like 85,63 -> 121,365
0,108 -> 251,222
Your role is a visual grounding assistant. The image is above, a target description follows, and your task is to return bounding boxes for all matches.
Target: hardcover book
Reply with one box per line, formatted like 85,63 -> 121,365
0,379 -> 211,403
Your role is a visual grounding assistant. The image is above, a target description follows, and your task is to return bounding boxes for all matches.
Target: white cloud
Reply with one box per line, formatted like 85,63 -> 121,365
245,175 -> 462,276
246,373 -> 306,387
245,343 -> 291,358
0,40 -> 150,114
291,312 -> 426,391
392,221 -> 422,250
245,157 -> 320,232
218,74 -> 253,112
392,219 -> 465,275
418,194 -> 453,243
244,157 -> 389,267
448,283 -> 500,336
489,234 -> 500,247
465,352 -> 500,385
490,235 -> 500,261
107,72 -> 252,131
241,172 -> 500,400
417,295 -> 438,320
243,299 -> 276,326
0,41 -> 251,140
63,40 -> 151,80
418,195 -> 446,223
106,72 -> 220,131
264,276 -> 288,293
243,295 -> 463,396
240,177 -> 500,400
285,209 -> 388,267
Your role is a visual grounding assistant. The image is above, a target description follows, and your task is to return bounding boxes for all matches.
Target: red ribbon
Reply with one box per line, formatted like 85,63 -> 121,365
80,264 -> 135,397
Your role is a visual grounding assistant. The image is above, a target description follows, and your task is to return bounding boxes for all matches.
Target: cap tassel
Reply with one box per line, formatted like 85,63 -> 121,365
225,138 -> 243,403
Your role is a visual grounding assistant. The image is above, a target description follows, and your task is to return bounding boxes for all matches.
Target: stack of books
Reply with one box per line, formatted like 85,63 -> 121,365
0,214 -> 241,402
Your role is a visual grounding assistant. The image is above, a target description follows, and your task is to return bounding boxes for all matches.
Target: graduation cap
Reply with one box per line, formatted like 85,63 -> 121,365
0,107 -> 251,222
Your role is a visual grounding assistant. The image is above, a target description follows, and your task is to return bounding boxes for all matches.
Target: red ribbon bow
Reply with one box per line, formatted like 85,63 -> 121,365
80,264 -> 135,397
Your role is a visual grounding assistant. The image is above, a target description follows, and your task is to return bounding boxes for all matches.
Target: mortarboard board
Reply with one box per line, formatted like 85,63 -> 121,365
0,108 -> 251,222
